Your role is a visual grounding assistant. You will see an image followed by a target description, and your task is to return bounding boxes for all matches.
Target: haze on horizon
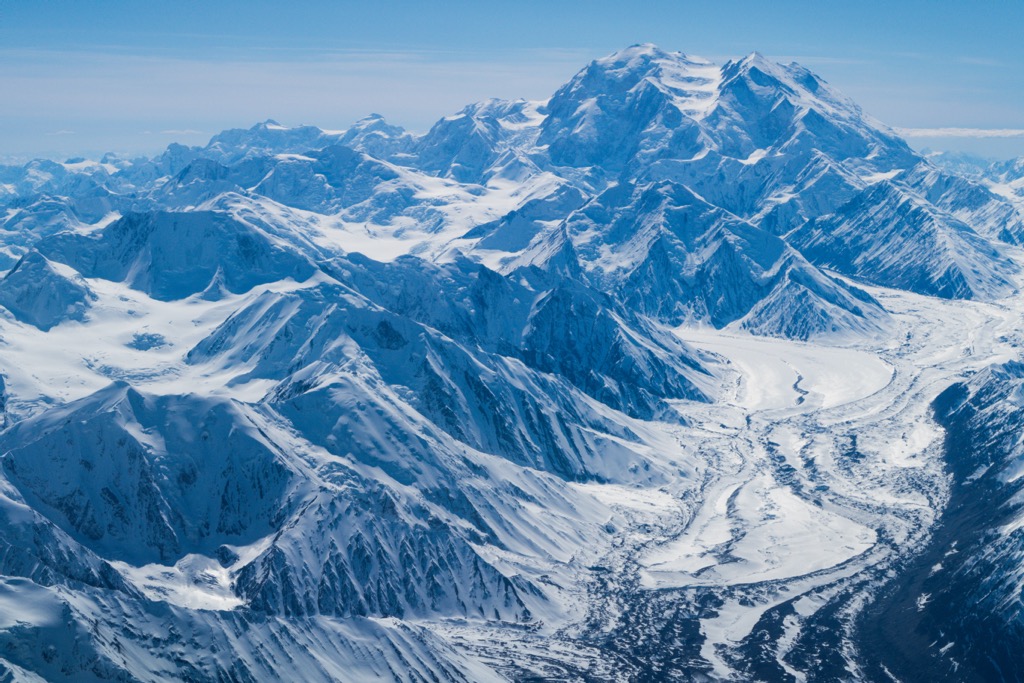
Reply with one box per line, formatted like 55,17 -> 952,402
3,0 -> 1023,161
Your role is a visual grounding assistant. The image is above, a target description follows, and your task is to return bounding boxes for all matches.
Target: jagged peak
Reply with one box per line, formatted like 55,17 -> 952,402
437,97 -> 531,124
349,112 -> 394,128
626,178 -> 719,215
6,248 -> 54,275
340,113 -> 407,139
255,118 -> 288,130
719,51 -> 799,87
543,44 -> 723,132
735,50 -> 770,67
207,119 -> 326,144
570,44 -> 718,95
714,50 -> 884,138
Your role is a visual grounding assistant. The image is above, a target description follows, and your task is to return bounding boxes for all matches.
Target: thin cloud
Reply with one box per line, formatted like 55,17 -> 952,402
957,57 -> 1006,68
897,127 -> 1024,138
775,55 -> 873,66
46,129 -> 76,136
0,47 -> 588,144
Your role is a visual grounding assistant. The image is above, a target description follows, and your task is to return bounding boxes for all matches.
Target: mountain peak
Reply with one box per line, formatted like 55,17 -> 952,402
552,44 -> 720,117
255,118 -> 287,129
346,112 -> 401,133
539,44 -> 724,168
739,50 -> 769,63
713,48 -> 895,152
591,43 -> 714,75
333,113 -> 411,160
722,50 -> 792,82
600,42 -> 668,61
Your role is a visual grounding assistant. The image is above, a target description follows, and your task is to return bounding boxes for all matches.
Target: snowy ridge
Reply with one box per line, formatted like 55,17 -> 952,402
791,179 -> 1020,299
37,210 -> 319,301
498,179 -> 892,339
0,252 -> 94,330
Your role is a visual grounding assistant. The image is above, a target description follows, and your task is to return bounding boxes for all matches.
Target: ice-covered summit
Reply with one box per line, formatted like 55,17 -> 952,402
556,43 -> 722,118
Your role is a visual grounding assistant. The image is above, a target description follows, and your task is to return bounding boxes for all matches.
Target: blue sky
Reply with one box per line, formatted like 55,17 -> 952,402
3,0 -> 1023,159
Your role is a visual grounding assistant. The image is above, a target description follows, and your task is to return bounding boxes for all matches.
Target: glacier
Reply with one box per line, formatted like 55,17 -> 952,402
0,44 -> 1023,681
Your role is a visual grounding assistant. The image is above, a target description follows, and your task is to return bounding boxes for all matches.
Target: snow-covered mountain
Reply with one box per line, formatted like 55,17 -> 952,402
790,179 -> 1020,299
481,179 -> 889,339
1,44 -> 1024,681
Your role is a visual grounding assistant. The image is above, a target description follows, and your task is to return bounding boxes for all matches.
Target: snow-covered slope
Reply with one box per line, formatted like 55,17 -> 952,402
857,361 -> 1024,681
37,210 -> 318,300
498,179 -> 890,339
199,119 -> 344,165
791,180 -> 1020,299
977,155 -> 1024,214
414,99 -> 543,184
0,252 -> 94,330
1,384 -> 293,566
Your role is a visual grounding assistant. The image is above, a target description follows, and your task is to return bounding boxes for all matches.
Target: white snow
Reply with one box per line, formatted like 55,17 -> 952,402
861,169 -> 902,184
642,474 -> 876,587
739,148 -> 768,165
675,326 -> 893,412
113,554 -> 243,611
0,579 -> 62,629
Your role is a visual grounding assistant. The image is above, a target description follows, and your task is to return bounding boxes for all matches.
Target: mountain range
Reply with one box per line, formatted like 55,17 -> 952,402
0,44 -> 1023,681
